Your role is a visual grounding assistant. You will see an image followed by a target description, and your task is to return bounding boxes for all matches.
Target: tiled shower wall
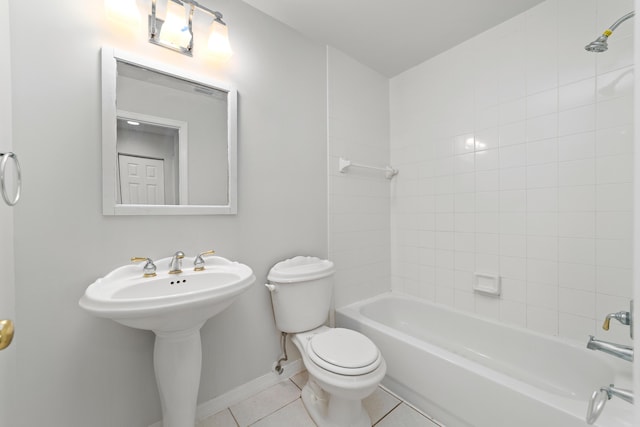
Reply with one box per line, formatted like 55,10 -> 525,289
390,0 -> 634,343
328,47 -> 391,308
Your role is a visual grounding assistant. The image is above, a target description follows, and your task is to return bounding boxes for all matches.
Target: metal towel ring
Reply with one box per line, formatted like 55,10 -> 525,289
0,152 -> 21,206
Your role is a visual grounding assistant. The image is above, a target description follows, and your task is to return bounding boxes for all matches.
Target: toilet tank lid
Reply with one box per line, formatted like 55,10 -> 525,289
267,256 -> 334,283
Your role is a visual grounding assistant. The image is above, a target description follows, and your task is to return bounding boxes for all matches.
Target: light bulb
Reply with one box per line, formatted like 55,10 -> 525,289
208,19 -> 233,61
159,0 -> 191,49
105,0 -> 141,28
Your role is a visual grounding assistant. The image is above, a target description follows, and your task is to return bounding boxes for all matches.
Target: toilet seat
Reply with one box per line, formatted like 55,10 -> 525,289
308,328 -> 381,376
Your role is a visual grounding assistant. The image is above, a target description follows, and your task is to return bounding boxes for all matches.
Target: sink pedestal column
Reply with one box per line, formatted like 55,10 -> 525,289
153,325 -> 204,427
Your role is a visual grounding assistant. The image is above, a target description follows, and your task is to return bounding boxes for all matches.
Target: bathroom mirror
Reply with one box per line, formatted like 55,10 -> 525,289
101,46 -> 237,215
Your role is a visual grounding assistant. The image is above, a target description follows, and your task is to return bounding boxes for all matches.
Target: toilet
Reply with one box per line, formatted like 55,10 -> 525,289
266,256 -> 386,427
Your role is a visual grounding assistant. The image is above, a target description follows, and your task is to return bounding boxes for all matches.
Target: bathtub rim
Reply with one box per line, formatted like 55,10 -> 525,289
336,291 -> 634,427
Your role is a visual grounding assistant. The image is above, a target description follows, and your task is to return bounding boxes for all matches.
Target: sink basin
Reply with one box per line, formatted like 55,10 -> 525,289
79,255 -> 255,427
79,255 -> 255,332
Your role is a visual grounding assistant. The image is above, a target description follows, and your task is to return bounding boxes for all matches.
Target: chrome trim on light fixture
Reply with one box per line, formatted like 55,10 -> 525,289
148,0 -> 229,57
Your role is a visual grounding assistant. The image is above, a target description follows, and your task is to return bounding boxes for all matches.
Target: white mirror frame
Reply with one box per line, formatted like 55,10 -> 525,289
101,46 -> 238,215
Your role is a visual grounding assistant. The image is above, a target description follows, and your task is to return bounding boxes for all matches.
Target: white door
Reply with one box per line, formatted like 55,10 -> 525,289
0,0 -> 16,425
118,154 -> 165,204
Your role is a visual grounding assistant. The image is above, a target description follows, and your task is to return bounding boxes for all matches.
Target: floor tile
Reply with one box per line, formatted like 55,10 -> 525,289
375,403 -> 440,427
250,399 -> 317,427
229,381 -> 301,427
290,370 -> 308,390
363,387 -> 401,424
198,408 -> 238,427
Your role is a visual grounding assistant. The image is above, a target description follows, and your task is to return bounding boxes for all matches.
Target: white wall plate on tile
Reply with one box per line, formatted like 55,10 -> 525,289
473,273 -> 501,296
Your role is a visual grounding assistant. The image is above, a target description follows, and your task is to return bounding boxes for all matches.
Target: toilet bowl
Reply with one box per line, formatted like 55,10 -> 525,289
292,327 -> 386,427
266,256 -> 386,427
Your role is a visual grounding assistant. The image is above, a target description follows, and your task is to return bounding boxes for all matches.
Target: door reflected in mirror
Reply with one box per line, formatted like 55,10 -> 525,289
102,46 -> 237,215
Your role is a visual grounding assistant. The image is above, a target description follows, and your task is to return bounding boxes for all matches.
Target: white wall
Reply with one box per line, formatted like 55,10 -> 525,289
9,1 -> 327,426
390,0 -> 635,344
327,47 -> 391,308
0,0 -> 15,424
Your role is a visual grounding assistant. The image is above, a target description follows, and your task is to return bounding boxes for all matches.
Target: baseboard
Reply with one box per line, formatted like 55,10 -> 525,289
148,359 -> 304,427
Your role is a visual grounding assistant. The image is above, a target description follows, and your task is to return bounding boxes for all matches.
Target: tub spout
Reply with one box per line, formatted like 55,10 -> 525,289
586,335 -> 633,362
603,384 -> 634,404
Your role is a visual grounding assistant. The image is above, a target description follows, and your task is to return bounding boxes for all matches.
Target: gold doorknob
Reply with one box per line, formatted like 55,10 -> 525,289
0,319 -> 14,350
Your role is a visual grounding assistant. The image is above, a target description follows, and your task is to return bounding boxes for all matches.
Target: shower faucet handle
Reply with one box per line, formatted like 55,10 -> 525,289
131,257 -> 157,277
602,300 -> 633,339
194,250 -> 216,271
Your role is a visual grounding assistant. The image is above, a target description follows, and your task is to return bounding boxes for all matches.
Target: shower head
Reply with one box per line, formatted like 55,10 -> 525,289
585,35 -> 609,52
585,11 -> 634,53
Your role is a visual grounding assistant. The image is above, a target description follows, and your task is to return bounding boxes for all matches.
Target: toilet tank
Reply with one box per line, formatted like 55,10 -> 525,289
266,256 -> 335,333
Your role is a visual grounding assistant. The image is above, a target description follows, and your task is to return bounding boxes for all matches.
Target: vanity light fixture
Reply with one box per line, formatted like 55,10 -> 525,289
149,0 -> 232,59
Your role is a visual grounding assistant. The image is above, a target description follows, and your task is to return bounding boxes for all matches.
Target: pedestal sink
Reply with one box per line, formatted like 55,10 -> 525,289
79,255 -> 255,427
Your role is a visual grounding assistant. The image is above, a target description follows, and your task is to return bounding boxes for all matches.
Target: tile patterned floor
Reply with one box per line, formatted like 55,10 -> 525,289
197,371 -> 441,427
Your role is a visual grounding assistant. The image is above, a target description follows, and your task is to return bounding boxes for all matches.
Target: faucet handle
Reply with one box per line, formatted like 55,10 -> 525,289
131,257 -> 157,277
194,250 -> 216,271
602,310 -> 631,331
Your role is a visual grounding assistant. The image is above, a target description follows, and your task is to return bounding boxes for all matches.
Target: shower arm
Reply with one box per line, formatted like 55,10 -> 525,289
603,11 -> 635,35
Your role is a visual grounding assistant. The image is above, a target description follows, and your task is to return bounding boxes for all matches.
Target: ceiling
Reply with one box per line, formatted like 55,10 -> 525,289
241,0 -> 545,77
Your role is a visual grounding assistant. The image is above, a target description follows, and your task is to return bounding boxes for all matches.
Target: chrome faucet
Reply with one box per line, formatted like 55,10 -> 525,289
586,384 -> 634,424
131,257 -> 157,277
602,300 -> 633,338
602,384 -> 634,404
194,250 -> 215,271
168,251 -> 185,274
586,335 -> 633,362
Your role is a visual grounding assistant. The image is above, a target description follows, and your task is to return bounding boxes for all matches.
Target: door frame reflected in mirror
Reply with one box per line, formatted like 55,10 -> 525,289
101,46 -> 238,215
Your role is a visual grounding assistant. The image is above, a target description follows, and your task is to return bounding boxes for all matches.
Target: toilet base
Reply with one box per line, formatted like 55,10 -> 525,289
301,379 -> 370,427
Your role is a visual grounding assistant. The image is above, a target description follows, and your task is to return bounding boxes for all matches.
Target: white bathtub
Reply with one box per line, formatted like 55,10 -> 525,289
336,293 -> 634,427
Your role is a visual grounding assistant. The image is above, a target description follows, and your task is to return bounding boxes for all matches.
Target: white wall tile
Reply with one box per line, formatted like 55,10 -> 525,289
559,212 -> 596,238
559,185 -> 596,211
501,278 -> 527,302
559,237 -> 596,264
500,190 -> 526,212
597,95 -> 634,129
559,158 -> 596,186
596,125 -> 633,156
501,234 -> 527,258
527,236 -> 558,261
559,313 -> 597,341
499,121 -> 526,146
596,66 -> 634,102
527,213 -> 559,236
477,233 -> 500,255
596,183 -> 633,211
500,167 -> 526,190
501,256 -> 527,281
475,149 -> 500,171
389,0 -> 633,342
596,266 -> 632,297
596,212 -> 632,239
596,154 -> 633,184
526,114 -> 558,142
501,300 -> 527,327
558,104 -> 596,136
527,259 -> 558,285
559,78 -> 596,111
527,188 -> 558,211
527,306 -> 559,335
501,144 -> 527,168
558,132 -> 595,161
596,35 -> 634,75
527,138 -> 558,165
527,89 -> 558,118
559,262 -> 596,291
528,282 -> 559,309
